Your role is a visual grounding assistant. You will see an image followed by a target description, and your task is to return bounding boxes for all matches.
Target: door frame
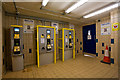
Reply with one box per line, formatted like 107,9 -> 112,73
82,24 -> 96,54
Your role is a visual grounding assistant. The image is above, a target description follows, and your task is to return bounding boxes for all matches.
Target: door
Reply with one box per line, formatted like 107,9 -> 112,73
83,24 -> 96,54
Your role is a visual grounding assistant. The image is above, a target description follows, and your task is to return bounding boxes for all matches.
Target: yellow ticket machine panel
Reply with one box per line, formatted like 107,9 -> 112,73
58,28 -> 75,61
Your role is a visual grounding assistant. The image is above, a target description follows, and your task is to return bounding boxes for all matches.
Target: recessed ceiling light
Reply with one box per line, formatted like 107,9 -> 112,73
65,0 -> 88,13
42,0 -> 49,7
83,3 -> 119,18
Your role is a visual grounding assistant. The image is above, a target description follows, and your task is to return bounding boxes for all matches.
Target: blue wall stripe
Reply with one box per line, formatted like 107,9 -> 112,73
102,43 -> 104,47
96,39 -> 98,43
102,50 -> 104,54
109,47 -> 111,51
111,58 -> 114,64
111,39 -> 114,44
96,53 -> 98,56
80,42 -> 82,45
80,47 -> 82,50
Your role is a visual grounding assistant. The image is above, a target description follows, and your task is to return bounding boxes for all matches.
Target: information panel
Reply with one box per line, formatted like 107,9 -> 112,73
23,19 -> 34,33
101,23 -> 111,35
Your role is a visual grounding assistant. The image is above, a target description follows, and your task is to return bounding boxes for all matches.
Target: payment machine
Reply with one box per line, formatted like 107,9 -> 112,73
10,25 -> 24,71
58,28 -> 75,61
37,25 -> 56,67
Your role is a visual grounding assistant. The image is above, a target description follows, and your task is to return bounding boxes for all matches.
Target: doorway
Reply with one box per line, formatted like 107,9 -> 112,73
83,24 -> 96,54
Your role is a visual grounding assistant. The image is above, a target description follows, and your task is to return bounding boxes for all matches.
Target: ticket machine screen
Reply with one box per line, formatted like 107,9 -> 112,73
14,28 -> 20,32
69,31 -> 71,35
47,30 -> 50,34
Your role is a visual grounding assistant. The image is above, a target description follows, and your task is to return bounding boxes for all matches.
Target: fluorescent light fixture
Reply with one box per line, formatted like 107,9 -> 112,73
65,0 -> 88,13
42,0 -> 49,6
83,3 -> 119,18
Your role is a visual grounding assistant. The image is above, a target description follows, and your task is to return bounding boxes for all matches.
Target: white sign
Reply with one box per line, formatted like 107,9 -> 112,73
101,23 -> 111,35
87,30 -> 92,40
23,19 -> 34,33
51,22 -> 58,34
87,35 -> 92,40
41,38 -> 44,43
65,38 -> 68,42
69,24 -> 74,29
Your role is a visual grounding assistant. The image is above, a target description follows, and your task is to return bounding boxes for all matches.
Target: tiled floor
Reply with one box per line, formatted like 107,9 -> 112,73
3,54 -> 118,78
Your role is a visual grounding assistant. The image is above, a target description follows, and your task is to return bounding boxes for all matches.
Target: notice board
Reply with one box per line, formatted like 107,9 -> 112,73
101,23 -> 111,35
23,19 -> 34,33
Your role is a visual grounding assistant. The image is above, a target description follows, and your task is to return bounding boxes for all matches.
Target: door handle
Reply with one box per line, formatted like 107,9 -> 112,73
94,35 -> 96,40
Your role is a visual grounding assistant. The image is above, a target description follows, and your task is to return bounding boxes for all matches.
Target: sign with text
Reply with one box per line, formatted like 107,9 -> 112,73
23,19 -> 34,33
101,23 -> 111,35
51,22 -> 58,34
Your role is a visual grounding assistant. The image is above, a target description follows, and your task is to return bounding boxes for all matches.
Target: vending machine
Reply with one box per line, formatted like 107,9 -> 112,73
37,25 -> 56,67
10,25 -> 24,71
58,28 -> 75,61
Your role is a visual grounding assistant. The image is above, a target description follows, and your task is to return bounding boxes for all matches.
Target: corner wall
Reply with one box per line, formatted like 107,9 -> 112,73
2,6 -> 6,76
110,8 -> 119,65
0,2 -> 2,80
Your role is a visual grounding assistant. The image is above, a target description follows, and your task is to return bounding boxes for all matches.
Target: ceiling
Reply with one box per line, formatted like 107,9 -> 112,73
2,1 -> 118,25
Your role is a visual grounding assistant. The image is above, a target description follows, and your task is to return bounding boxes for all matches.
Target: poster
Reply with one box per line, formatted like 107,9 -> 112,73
23,19 -> 34,33
112,23 -> 120,31
51,22 -> 58,34
101,23 -> 111,35
69,24 -> 74,29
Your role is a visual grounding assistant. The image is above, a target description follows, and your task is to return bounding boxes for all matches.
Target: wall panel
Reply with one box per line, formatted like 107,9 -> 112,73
96,17 -> 111,59
110,9 -> 119,64
2,8 -> 6,75
0,2 -> 2,79
74,26 -> 83,55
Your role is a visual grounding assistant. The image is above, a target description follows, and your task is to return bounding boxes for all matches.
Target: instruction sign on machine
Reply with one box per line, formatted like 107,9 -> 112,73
65,36 -> 68,43
23,19 -> 34,33
41,34 -> 45,43
101,23 -> 111,35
